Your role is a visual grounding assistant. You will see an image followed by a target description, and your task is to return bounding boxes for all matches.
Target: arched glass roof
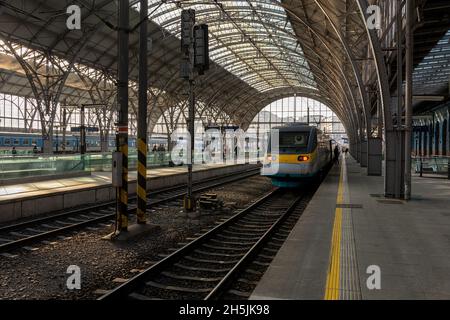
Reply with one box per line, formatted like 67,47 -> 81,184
413,29 -> 450,95
132,0 -> 316,93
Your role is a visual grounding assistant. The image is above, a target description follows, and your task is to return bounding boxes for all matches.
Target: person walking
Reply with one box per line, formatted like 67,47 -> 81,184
333,145 -> 340,164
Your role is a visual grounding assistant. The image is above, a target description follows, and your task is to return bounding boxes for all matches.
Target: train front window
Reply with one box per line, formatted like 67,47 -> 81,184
279,132 -> 309,149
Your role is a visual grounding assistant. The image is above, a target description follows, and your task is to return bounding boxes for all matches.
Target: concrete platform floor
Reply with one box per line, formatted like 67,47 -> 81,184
0,163 -> 232,202
250,155 -> 450,300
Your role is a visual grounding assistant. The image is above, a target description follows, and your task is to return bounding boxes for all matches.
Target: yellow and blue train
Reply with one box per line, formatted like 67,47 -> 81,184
261,124 -> 333,187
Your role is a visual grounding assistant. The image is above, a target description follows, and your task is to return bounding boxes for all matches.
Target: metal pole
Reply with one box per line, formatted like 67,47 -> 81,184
80,105 -> 86,155
418,130 -> 422,156
396,1 -> 404,198
294,94 -> 297,122
117,0 -> 129,231
404,0 -> 414,200
182,10 -> 196,212
80,105 -> 86,171
137,0 -> 148,224
185,79 -> 195,211
420,158 -> 423,177
62,109 -> 67,153
307,103 -> 310,125
256,116 -> 260,162
56,127 -> 59,153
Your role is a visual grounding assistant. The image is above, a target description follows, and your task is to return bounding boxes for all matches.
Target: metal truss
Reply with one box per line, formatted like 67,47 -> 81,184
0,0 -> 446,199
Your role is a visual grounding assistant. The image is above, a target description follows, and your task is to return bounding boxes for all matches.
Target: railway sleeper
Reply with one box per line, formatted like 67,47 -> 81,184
203,243 -> 251,251
145,280 -> 213,293
161,271 -> 223,282
217,233 -> 261,241
228,225 -> 269,233
227,289 -> 251,298
194,249 -> 243,258
174,263 -> 230,273
185,255 -> 238,265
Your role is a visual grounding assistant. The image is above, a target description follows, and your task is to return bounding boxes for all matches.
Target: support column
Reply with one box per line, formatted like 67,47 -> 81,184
62,108 -> 68,153
385,129 -> 405,198
357,0 -> 407,199
368,137 -> 382,176
355,138 -> 361,163
404,0 -> 414,200
43,137 -> 53,154
80,105 -> 86,155
360,139 -> 368,168
100,133 -> 109,153
80,105 -> 86,170
418,131 -> 422,155
386,1 -> 407,199
367,105 -> 382,175
137,0 -> 148,224
117,0 -> 129,231
350,138 -> 356,159
429,123 -> 433,155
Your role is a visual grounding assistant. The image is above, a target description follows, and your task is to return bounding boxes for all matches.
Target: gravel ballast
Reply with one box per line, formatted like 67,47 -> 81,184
0,176 -> 272,300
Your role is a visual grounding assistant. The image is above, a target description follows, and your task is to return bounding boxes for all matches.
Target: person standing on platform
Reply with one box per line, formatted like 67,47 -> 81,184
333,145 -> 340,164
11,146 -> 17,156
157,144 -> 165,163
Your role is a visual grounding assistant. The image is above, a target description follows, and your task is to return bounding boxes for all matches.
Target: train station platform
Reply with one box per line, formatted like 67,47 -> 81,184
0,162 -> 258,224
251,155 -> 450,300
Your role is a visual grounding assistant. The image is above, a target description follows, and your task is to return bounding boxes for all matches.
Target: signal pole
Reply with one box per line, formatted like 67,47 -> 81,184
80,104 -> 86,155
137,0 -> 148,223
117,0 -> 129,231
180,10 -> 209,211
181,9 -> 196,211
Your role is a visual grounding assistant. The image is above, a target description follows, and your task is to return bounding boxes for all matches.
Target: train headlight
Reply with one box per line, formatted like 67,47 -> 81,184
297,155 -> 309,162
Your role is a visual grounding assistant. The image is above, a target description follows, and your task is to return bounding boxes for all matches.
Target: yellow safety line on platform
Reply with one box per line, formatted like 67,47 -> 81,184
324,157 -> 345,300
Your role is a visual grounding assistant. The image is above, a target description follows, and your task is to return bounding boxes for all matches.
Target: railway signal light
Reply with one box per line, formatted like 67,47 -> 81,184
181,9 -> 195,53
180,10 -> 209,212
180,10 -> 209,78
194,24 -> 209,75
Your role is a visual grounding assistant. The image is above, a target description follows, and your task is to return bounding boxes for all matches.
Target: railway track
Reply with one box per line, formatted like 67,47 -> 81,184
100,186 -> 315,300
0,167 -> 260,253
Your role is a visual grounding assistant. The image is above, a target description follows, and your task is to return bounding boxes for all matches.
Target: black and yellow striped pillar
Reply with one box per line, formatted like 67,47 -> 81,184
136,138 -> 147,224
118,133 -> 129,230
136,0 -> 148,224
116,0 -> 129,232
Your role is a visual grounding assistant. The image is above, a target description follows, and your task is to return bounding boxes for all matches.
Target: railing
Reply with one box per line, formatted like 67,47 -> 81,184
413,156 -> 450,179
0,154 -> 87,181
0,149 -> 36,156
0,151 -> 172,181
0,150 -> 263,182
